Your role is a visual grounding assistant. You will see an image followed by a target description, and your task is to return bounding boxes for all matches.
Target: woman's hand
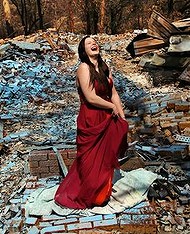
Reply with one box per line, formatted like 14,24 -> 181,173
112,104 -> 119,117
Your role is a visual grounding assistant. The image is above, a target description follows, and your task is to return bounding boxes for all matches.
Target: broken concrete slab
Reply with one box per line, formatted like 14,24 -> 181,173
168,35 -> 190,53
139,51 -> 190,68
11,41 -> 41,51
0,43 -> 11,55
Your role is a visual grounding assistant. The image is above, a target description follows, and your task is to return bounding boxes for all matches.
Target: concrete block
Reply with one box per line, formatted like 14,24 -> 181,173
42,215 -> 66,221
67,222 -> 92,231
103,214 -> 117,220
79,215 -> 103,223
39,222 -> 52,228
25,217 -> 38,226
93,218 -> 118,227
54,217 -> 78,225
179,196 -> 190,205
28,226 -> 40,234
120,216 -> 132,225
41,225 -> 65,234
132,214 -> 152,223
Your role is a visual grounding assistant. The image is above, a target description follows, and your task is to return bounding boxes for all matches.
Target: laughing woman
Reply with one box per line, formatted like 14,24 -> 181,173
54,35 -> 129,209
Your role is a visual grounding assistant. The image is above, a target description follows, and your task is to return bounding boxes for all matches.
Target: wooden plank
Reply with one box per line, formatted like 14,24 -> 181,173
134,38 -> 165,48
172,18 -> 190,31
133,37 -> 165,56
42,33 -> 57,49
148,10 -> 180,42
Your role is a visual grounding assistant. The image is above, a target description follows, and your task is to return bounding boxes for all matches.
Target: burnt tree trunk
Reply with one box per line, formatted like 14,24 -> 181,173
36,0 -> 44,29
3,0 -> 15,37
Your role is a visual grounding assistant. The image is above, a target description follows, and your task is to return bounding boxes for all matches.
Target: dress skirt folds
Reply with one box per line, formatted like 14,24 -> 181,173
54,79 -> 129,209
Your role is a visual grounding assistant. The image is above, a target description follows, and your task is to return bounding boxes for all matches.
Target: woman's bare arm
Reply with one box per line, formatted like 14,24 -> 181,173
109,72 -> 126,119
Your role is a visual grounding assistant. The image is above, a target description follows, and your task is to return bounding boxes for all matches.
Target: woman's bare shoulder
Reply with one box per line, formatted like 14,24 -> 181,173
78,62 -> 89,70
77,63 -> 90,78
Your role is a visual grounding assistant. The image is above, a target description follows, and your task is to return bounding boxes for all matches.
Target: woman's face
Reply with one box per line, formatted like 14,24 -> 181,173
84,37 -> 99,58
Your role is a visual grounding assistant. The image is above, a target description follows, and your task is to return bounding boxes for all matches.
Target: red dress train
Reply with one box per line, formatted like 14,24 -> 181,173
54,79 -> 129,209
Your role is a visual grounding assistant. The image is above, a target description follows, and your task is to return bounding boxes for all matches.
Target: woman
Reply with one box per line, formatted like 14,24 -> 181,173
54,36 -> 128,209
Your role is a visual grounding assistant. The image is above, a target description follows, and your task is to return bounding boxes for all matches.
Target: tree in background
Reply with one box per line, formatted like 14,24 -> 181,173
157,0 -> 190,20
10,0 -> 44,35
0,0 -> 190,38
3,0 -> 14,37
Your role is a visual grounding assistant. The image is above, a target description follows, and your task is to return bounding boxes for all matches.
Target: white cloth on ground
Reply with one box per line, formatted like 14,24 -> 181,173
25,168 -> 158,216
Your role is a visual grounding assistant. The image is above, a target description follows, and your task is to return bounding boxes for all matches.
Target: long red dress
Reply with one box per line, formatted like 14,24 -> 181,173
54,78 -> 129,209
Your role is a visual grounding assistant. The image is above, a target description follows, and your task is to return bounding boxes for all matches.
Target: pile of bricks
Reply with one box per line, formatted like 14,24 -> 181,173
127,92 -> 190,146
29,148 -> 77,178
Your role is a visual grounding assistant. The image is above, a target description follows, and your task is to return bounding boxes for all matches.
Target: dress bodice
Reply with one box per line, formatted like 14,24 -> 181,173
78,78 -> 113,104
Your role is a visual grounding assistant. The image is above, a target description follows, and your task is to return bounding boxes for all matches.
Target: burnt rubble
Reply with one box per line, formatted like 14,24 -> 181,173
0,20 -> 190,233
126,10 -> 190,85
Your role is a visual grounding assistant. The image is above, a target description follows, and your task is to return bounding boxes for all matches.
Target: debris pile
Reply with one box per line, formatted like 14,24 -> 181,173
0,13 -> 190,233
127,10 -> 190,84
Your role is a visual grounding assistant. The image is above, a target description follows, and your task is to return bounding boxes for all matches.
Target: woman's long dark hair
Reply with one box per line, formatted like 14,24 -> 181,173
78,35 -> 110,89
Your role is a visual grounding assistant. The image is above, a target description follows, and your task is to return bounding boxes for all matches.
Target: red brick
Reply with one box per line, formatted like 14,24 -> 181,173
30,150 -> 51,155
48,152 -> 56,160
59,150 -> 68,159
66,160 -> 75,168
9,218 -> 23,233
179,121 -> 190,130
160,122 -> 172,129
175,102 -> 189,112
61,158 -> 73,166
32,172 -> 41,178
30,167 -> 40,175
29,160 -> 39,168
29,153 -> 48,161
49,165 -> 60,173
164,129 -> 172,137
39,160 -> 59,168
38,166 -> 50,173
40,172 -> 60,178
67,149 -> 77,159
